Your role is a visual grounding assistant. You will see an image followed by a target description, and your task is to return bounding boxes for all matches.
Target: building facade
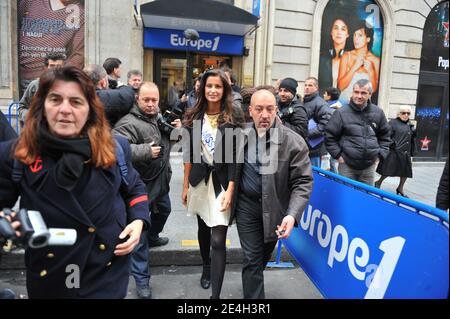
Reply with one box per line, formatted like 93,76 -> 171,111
0,0 -> 448,160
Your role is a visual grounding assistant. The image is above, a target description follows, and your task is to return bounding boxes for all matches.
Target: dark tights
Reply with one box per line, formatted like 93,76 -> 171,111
376,176 -> 408,193
197,215 -> 228,299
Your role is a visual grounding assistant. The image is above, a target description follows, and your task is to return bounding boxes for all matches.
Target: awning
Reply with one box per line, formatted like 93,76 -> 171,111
140,0 -> 259,36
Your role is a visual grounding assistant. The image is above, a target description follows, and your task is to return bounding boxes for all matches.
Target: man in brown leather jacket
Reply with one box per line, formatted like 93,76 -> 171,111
230,89 -> 313,299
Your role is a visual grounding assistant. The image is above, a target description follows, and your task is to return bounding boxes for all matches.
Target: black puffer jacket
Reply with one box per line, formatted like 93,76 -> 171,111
278,96 -> 308,139
0,111 -> 17,142
325,100 -> 391,170
303,92 -> 333,156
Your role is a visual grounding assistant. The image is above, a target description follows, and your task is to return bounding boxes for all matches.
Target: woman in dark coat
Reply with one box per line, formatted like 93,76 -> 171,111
375,105 -> 416,197
0,66 -> 150,298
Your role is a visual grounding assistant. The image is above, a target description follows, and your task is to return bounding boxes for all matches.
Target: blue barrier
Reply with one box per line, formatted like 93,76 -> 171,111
7,102 -> 20,135
283,167 -> 448,299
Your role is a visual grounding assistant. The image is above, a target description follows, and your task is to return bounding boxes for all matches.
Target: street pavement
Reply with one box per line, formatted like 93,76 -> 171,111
0,154 -> 446,299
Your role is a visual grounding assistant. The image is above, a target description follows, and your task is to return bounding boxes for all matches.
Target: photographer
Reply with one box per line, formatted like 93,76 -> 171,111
113,82 -> 181,299
276,78 -> 308,139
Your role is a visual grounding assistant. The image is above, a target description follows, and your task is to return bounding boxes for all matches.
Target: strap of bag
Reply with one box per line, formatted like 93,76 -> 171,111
114,138 -> 129,186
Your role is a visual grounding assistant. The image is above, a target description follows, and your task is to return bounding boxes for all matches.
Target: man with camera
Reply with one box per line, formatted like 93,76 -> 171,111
113,82 -> 181,299
276,77 -> 308,139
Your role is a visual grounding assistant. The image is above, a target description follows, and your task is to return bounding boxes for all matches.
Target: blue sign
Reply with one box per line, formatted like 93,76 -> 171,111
253,0 -> 261,17
143,28 -> 244,56
284,168 -> 449,298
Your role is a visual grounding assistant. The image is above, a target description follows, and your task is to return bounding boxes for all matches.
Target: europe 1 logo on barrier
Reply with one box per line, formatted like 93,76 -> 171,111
283,170 -> 449,299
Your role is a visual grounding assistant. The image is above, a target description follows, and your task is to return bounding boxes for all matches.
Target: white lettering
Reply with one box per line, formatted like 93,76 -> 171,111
327,225 -> 349,267
300,205 -> 406,298
317,213 -> 332,248
348,238 -> 370,280
169,33 -> 220,51
300,205 -> 312,230
212,36 -> 220,51
438,56 -> 449,70
65,264 -> 80,289
364,237 -> 405,299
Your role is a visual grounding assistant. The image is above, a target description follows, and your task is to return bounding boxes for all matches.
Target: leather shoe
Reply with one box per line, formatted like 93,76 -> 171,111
136,285 -> 152,299
148,236 -> 169,247
200,265 -> 211,289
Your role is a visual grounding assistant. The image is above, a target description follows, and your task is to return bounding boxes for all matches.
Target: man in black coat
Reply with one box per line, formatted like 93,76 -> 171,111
303,77 -> 333,167
276,77 -> 308,139
84,64 -> 135,127
0,111 -> 17,142
325,79 -> 391,186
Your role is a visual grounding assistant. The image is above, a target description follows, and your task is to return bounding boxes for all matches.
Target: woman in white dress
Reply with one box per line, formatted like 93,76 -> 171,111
181,69 -> 244,299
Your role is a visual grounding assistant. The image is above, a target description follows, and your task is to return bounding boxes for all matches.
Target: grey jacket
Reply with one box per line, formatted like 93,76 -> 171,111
231,121 -> 313,242
232,91 -> 243,109
113,105 -> 172,203
18,78 -> 40,127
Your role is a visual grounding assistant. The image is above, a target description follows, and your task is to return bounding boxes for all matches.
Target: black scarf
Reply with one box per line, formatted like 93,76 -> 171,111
39,128 -> 92,191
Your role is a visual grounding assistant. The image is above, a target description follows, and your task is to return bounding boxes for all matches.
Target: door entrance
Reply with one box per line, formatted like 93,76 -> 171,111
153,50 -> 233,111
415,72 -> 449,161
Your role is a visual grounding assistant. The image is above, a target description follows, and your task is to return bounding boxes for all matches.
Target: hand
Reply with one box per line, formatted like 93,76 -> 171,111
363,59 -> 372,73
180,94 -> 188,103
171,119 -> 182,128
353,55 -> 365,71
181,186 -> 189,207
0,210 -> 21,237
338,156 -> 345,164
150,142 -> 161,159
114,219 -> 144,256
220,189 -> 233,212
276,215 -> 296,239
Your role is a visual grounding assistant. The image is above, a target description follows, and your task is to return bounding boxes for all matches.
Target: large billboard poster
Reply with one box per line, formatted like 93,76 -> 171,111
420,1 -> 449,73
318,0 -> 384,104
18,0 -> 85,94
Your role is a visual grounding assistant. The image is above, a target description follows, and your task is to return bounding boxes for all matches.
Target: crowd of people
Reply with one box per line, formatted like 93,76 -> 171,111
0,51 -> 448,300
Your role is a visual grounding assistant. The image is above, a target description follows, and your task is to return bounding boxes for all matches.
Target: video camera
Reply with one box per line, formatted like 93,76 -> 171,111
277,106 -> 295,120
0,208 -> 77,250
157,106 -> 182,135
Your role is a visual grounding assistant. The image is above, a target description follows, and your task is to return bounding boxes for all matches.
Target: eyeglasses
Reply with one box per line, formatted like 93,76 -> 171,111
400,112 -> 411,115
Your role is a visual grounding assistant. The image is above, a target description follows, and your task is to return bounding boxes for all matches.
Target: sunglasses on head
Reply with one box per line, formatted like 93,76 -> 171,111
400,112 -> 410,115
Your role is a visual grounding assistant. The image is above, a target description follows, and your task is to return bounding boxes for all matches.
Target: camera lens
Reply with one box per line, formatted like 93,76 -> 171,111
29,234 -> 49,249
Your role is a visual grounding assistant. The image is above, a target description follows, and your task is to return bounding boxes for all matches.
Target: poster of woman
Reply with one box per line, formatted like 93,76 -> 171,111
18,0 -> 85,94
318,0 -> 383,104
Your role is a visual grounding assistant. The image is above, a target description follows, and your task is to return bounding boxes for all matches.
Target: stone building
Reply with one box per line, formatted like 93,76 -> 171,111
0,0 -> 447,160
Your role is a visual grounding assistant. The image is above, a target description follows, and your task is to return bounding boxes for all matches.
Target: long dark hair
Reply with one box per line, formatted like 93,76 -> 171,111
351,20 -> 374,51
183,69 -> 241,127
15,66 -> 116,168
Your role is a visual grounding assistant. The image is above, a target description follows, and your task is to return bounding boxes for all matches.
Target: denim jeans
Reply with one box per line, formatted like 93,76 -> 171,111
131,193 -> 172,286
310,156 -> 321,167
130,230 -> 151,287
